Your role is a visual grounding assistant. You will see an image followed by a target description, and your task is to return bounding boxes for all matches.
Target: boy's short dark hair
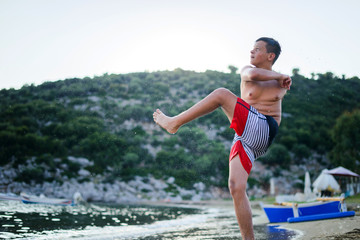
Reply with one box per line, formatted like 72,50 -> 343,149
256,37 -> 281,64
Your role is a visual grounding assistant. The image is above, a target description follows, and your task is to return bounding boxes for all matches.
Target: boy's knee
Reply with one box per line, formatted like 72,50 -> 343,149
213,87 -> 230,96
212,88 -> 231,102
228,179 -> 247,197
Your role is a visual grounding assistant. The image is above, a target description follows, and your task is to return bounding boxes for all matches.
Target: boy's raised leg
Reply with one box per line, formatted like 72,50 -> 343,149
153,88 -> 237,134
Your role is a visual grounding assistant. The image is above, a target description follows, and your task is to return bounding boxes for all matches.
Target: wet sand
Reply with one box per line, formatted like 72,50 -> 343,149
282,215 -> 360,240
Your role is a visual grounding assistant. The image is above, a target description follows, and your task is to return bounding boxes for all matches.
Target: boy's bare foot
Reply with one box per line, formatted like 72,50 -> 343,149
153,109 -> 179,134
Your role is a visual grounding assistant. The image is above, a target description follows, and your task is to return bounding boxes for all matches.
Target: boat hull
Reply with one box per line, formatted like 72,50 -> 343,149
262,201 -> 342,223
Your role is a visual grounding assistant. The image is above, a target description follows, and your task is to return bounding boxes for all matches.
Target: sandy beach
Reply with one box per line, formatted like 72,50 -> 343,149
282,215 -> 360,240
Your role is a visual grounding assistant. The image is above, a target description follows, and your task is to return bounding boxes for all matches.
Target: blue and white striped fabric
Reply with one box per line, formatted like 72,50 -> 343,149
231,105 -> 270,165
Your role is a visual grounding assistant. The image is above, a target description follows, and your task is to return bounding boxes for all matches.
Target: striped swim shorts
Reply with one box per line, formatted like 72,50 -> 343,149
229,98 -> 278,174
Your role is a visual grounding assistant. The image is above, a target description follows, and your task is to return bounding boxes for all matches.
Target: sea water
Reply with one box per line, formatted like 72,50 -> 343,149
0,200 -> 298,239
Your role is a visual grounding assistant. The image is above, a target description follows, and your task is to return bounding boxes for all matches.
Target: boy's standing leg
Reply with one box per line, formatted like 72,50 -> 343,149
229,155 -> 255,240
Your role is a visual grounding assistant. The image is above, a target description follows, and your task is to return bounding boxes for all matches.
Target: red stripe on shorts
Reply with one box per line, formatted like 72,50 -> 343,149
229,141 -> 252,175
229,98 -> 250,136
229,98 -> 252,174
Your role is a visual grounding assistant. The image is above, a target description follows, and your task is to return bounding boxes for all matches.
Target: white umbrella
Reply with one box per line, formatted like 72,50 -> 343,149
270,178 -> 275,195
326,166 -> 360,177
312,169 -> 340,193
304,171 -> 312,195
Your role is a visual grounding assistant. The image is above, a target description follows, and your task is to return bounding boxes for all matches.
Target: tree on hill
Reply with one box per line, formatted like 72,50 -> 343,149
329,109 -> 360,173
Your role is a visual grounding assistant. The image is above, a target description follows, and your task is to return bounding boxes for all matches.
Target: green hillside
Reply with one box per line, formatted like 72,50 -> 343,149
1,68 -> 359,189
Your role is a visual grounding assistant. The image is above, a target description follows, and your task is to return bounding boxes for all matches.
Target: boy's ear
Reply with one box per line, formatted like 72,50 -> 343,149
268,52 -> 275,62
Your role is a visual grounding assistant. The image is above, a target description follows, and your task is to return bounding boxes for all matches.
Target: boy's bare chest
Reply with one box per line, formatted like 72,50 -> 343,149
241,80 -> 284,102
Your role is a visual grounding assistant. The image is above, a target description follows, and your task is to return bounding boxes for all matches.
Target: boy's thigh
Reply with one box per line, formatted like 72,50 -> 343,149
229,154 -> 249,188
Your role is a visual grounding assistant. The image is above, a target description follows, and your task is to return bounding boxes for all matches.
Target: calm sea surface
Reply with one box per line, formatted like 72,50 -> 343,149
0,200 -> 298,239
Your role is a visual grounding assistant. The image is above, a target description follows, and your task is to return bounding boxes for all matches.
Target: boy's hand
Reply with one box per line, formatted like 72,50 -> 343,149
279,75 -> 292,90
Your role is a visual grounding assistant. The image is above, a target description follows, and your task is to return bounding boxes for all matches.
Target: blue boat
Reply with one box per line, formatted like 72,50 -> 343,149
261,198 -> 354,223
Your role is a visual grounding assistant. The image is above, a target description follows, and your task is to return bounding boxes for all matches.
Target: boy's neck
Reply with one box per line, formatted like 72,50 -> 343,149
255,62 -> 273,71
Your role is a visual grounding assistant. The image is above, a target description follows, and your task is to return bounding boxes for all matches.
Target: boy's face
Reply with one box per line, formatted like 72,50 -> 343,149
250,41 -> 271,66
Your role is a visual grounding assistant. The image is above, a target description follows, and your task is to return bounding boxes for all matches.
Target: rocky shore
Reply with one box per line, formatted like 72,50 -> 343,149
0,157 -> 231,203
0,154 -> 328,203
5,176 -> 232,203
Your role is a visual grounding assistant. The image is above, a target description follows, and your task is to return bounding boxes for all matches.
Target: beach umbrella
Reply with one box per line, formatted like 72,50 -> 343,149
326,166 -> 360,177
312,169 -> 340,193
304,172 -> 311,195
270,178 -> 275,195
326,166 -> 360,196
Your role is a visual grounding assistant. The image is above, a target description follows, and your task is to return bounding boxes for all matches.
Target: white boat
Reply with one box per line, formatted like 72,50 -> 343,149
20,193 -> 75,206
0,192 -> 22,201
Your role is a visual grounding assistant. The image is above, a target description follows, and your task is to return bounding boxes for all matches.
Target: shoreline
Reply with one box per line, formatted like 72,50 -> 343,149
2,198 -> 358,239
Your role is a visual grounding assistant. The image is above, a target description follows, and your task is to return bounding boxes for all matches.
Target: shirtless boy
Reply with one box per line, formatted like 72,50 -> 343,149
153,37 -> 291,240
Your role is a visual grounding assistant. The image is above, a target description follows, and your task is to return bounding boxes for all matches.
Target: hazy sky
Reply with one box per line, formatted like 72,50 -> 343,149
1,0 -> 359,89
